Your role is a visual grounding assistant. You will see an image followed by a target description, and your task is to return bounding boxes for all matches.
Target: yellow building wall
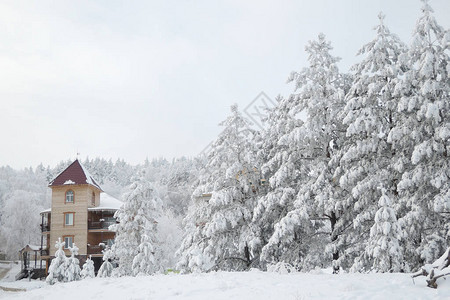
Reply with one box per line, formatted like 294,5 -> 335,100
49,184 -> 101,256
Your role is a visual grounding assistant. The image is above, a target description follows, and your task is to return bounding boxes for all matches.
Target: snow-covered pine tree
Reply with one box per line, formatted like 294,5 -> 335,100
64,243 -> 81,282
132,230 -> 157,275
250,96 -> 302,268
388,0 -> 449,267
97,246 -> 114,277
363,190 -> 403,272
110,171 -> 162,276
288,32 -> 348,272
178,104 -> 260,272
176,181 -> 212,272
334,12 -> 407,271
46,238 -> 67,285
80,256 -> 95,279
259,33 -> 346,271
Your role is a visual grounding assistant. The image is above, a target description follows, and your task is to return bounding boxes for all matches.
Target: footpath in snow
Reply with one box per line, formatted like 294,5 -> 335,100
1,269 -> 449,300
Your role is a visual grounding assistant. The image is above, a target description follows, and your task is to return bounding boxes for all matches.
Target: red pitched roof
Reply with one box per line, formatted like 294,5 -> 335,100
49,159 -> 102,191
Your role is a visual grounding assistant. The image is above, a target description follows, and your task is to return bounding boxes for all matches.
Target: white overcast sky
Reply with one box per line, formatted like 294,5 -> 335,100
1,0 -> 449,169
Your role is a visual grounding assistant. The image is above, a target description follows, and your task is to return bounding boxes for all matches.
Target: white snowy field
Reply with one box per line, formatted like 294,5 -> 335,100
1,269 -> 449,300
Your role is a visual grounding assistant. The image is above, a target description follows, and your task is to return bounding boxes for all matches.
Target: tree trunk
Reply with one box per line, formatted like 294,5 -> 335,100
330,211 -> 339,274
244,243 -> 251,268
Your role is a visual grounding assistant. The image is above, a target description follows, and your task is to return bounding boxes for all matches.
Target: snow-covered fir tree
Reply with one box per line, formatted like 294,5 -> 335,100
46,238 -> 68,285
287,32 -> 348,272
80,256 -> 95,279
132,230 -> 158,275
258,33 -> 346,271
65,243 -> 81,282
362,190 -> 403,272
334,12 -> 407,271
388,0 -> 450,267
110,171 -> 162,276
178,104 -> 261,272
250,95 -> 302,268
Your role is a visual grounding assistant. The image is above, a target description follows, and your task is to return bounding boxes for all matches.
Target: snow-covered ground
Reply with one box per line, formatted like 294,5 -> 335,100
0,262 -> 20,282
0,262 -> 46,293
1,269 -> 449,300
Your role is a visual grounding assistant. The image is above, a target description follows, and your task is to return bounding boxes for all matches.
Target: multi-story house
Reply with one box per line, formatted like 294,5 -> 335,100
39,159 -> 122,273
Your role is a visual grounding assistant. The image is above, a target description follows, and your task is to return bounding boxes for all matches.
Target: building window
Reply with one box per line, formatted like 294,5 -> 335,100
65,190 -> 74,203
91,192 -> 95,206
64,213 -> 74,226
64,236 -> 73,249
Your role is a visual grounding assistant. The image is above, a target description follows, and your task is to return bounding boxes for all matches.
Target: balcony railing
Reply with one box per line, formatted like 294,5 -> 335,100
40,224 -> 50,232
87,245 -> 104,255
88,220 -> 116,230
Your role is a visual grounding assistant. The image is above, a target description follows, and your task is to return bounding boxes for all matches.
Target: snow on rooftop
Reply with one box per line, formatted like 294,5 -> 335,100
40,208 -> 51,214
19,244 -> 41,252
79,161 -> 100,189
64,180 -> 75,185
88,193 -> 123,211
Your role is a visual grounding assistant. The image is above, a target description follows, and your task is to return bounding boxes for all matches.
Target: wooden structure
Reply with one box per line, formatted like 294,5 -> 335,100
17,245 -> 46,280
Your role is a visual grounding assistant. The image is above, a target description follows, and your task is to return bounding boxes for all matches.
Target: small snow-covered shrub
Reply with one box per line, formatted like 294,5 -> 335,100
64,243 -> 81,282
46,238 -> 67,285
98,247 -> 114,278
267,262 -> 297,274
81,256 -> 95,279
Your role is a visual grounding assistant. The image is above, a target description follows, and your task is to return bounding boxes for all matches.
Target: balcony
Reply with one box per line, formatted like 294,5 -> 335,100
87,244 -> 105,255
88,220 -> 116,231
40,224 -> 50,232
